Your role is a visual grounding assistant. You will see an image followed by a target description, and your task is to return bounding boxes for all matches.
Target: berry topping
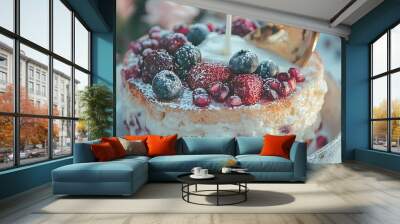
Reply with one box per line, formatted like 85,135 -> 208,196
152,70 -> 182,101
193,88 -> 211,107
316,135 -> 328,149
208,82 -> 230,103
128,41 -> 143,54
229,50 -> 259,74
173,24 -> 190,35
148,26 -> 162,40
288,67 -> 305,82
231,18 -> 257,37
206,23 -> 215,32
142,50 -> 174,83
159,32 -> 173,49
256,60 -> 279,79
140,38 -> 159,50
121,50 -> 142,80
232,74 -> 263,105
276,72 -> 291,82
225,95 -> 242,107
264,78 -> 282,91
165,33 -> 188,53
187,63 -> 232,90
287,77 -> 297,92
263,85 -> 279,101
186,24 -> 209,46
174,44 -> 201,78
279,81 -> 293,97
142,48 -> 154,57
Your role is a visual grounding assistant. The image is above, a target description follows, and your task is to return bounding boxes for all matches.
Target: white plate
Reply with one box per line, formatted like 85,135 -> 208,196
190,174 -> 215,179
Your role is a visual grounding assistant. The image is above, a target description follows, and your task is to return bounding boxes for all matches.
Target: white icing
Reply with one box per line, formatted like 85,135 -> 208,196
198,33 -> 293,71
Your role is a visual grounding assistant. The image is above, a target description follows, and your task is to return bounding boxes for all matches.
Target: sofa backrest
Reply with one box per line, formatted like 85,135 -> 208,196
178,137 -> 236,155
73,139 -> 100,163
236,136 -> 263,155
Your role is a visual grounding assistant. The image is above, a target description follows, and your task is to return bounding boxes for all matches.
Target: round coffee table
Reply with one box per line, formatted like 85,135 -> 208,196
177,173 -> 255,206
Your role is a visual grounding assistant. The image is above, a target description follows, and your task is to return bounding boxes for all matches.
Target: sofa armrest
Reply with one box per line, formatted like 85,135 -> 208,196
289,142 -> 307,181
73,140 -> 100,163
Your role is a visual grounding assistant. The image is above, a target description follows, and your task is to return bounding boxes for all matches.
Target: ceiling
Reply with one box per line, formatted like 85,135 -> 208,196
173,0 -> 384,38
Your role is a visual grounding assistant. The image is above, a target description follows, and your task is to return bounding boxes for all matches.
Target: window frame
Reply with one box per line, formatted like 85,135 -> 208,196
0,0 -> 92,171
370,20 -> 400,154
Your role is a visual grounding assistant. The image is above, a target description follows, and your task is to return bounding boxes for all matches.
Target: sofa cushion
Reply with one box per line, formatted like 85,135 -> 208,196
236,136 -> 263,155
73,139 -> 100,163
180,137 -> 235,155
149,154 -> 235,172
236,155 -> 293,172
91,142 -> 118,161
53,158 -> 147,183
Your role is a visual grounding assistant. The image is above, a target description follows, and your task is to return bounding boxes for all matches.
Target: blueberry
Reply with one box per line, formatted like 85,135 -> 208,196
152,70 -> 183,101
256,60 -> 279,79
229,50 -> 259,74
186,24 -> 209,46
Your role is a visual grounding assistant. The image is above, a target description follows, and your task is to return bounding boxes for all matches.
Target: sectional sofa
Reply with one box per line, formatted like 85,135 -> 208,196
52,136 -> 307,196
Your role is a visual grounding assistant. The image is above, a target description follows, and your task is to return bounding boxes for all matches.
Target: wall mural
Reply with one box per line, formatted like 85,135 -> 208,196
116,0 -> 342,163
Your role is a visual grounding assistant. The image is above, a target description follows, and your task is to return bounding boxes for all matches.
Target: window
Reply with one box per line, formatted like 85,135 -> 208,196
371,23 -> 400,154
0,0 -> 91,170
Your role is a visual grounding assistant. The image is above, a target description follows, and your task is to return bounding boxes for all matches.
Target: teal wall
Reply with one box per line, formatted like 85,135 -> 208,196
0,0 -> 115,200
344,0 -> 400,171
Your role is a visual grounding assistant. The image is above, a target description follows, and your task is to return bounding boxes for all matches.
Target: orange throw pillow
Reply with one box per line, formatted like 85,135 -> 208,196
91,142 -> 117,161
124,135 -> 149,141
260,134 -> 296,159
101,137 -> 127,158
146,134 -> 178,157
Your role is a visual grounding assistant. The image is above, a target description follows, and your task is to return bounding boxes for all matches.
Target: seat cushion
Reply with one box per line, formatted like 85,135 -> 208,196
149,154 -> 235,172
53,158 -> 147,183
179,137 -> 236,155
236,155 -> 293,172
236,136 -> 263,155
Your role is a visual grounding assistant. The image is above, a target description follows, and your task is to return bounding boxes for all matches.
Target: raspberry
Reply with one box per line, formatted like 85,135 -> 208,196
152,70 -> 183,101
229,50 -> 259,74
128,41 -> 143,54
232,74 -> 263,105
142,48 -> 154,57
140,38 -> 159,51
225,95 -> 242,107
148,26 -> 162,40
287,77 -> 296,92
206,23 -> 215,32
159,32 -> 173,49
276,72 -> 291,82
288,67 -> 305,82
316,135 -> 328,149
142,50 -> 174,83
193,88 -> 211,107
173,24 -> 190,35
208,82 -> 230,102
165,33 -> 188,53
187,63 -> 232,90
231,18 -> 257,37
279,81 -> 293,97
263,85 -> 279,101
121,50 -> 142,80
256,60 -> 279,79
186,24 -> 209,46
263,78 -> 281,92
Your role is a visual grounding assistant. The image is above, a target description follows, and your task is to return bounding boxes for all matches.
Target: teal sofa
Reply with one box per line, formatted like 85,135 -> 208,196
52,137 -> 306,196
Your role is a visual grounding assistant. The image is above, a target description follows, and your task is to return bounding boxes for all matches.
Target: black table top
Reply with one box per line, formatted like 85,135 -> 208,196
177,172 -> 255,185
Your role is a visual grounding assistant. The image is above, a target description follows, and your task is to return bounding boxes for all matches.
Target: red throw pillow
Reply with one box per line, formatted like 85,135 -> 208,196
101,137 -> 127,158
124,135 -> 148,141
146,134 -> 177,157
260,134 -> 296,159
91,142 -> 117,161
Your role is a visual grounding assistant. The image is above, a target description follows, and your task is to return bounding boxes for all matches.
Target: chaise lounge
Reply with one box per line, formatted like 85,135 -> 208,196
52,137 -> 306,196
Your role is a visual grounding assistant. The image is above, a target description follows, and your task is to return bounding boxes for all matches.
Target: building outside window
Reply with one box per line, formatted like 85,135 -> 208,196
0,0 -> 91,170
370,22 -> 400,154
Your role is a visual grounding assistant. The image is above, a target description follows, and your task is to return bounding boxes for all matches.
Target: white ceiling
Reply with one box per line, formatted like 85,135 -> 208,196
172,0 -> 384,38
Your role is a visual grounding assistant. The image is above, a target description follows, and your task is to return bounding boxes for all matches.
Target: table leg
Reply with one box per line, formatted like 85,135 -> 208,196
216,184 -> 219,206
245,183 -> 247,201
195,184 -> 198,192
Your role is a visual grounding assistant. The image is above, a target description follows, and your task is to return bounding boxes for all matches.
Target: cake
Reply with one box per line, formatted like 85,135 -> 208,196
119,19 -> 327,141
